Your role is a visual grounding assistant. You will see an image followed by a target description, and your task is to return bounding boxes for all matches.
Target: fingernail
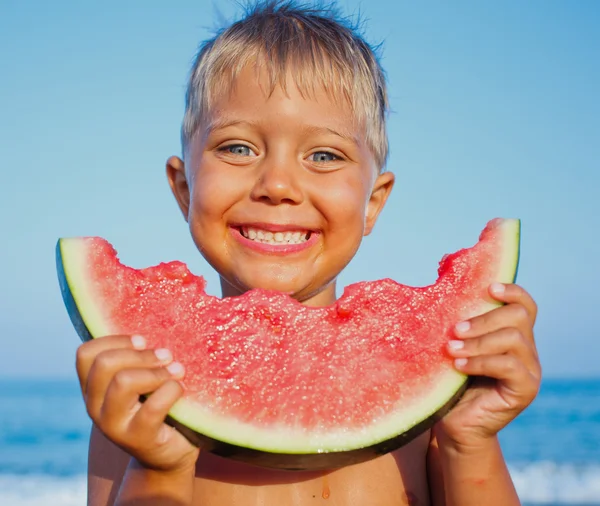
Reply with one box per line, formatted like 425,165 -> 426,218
131,335 -> 146,350
448,340 -> 464,351
166,362 -> 184,377
490,282 -> 505,295
155,348 -> 172,363
454,358 -> 468,368
455,321 -> 470,334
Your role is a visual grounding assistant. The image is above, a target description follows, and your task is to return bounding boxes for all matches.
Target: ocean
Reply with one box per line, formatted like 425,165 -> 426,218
0,378 -> 598,505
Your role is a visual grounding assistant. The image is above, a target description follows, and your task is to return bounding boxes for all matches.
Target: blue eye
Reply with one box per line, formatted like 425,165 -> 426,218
310,151 -> 340,163
220,144 -> 254,156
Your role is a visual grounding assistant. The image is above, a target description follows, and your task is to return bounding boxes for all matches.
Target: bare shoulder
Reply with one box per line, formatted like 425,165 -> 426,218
87,424 -> 131,506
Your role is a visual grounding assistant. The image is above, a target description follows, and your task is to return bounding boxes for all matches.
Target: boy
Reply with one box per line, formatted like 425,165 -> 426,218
75,2 -> 541,505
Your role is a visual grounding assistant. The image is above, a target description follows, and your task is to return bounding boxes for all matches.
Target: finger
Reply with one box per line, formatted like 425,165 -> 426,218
489,283 -> 538,324
76,335 -> 147,394
448,328 -> 540,377
454,303 -> 533,343
454,354 -> 539,404
129,378 -> 185,447
100,365 -> 182,440
86,347 -> 174,420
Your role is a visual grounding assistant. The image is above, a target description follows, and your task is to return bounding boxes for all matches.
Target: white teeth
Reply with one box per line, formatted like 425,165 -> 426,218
240,227 -> 312,245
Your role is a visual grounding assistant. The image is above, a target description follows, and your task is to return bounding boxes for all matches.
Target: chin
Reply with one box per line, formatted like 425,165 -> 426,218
237,273 -> 309,295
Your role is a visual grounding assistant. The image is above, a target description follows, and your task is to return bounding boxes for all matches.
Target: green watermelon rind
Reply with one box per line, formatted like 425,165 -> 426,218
56,219 -> 520,467
57,240 -> 114,340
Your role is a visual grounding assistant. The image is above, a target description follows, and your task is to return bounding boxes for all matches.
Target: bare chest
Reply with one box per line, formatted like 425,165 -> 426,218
192,433 -> 430,506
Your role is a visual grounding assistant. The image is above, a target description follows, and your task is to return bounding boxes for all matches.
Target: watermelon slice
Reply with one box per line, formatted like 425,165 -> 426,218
56,218 -> 520,470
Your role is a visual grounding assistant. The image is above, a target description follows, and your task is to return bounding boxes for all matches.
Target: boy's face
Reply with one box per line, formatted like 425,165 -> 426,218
167,64 -> 394,306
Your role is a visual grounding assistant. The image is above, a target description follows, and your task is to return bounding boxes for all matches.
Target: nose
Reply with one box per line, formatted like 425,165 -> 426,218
249,154 -> 304,205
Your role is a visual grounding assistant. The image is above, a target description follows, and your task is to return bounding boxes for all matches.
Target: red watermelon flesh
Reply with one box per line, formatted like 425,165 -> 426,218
57,218 -> 520,470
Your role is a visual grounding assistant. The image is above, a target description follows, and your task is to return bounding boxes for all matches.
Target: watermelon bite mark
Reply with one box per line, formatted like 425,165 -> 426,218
56,218 -> 520,470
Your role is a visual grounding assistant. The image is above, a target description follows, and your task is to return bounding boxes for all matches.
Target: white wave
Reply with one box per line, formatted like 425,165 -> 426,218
0,474 -> 86,506
510,462 -> 600,504
0,464 -> 599,505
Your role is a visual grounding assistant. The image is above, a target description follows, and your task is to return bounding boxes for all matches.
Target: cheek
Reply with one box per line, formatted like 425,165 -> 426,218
189,163 -> 240,221
317,176 -> 370,233
186,171 -> 241,264
187,167 -> 241,262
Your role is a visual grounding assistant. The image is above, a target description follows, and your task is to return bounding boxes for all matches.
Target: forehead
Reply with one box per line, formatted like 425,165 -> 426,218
204,62 -> 363,138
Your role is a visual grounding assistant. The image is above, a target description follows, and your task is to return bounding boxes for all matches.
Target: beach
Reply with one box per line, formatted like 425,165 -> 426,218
1,378 -> 598,505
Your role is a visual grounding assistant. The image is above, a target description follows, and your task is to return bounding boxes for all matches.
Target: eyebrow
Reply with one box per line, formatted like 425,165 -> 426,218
301,125 -> 360,145
205,118 -> 257,134
205,118 -> 359,145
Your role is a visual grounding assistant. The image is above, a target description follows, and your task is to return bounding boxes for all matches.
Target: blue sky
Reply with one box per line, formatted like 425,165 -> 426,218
1,0 -> 598,378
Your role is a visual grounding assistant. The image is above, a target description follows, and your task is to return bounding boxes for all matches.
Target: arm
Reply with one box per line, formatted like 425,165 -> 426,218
88,425 -> 130,506
427,433 -> 519,506
76,335 -> 200,506
428,283 -> 541,506
87,423 -> 196,506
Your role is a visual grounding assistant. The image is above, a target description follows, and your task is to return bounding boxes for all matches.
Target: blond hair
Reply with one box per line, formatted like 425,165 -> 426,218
181,0 -> 389,170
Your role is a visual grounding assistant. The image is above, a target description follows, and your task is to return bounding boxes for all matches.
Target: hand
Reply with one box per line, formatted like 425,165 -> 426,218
437,283 -> 541,451
75,335 -> 199,473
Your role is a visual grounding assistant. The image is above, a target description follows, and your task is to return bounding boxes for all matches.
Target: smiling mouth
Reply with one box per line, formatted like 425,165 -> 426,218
238,226 -> 313,245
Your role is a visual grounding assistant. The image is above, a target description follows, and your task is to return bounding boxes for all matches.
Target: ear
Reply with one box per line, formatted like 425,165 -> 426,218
364,171 -> 395,236
166,156 -> 191,222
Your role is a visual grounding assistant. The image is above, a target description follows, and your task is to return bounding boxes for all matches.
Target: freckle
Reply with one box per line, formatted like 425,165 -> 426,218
322,476 -> 330,499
